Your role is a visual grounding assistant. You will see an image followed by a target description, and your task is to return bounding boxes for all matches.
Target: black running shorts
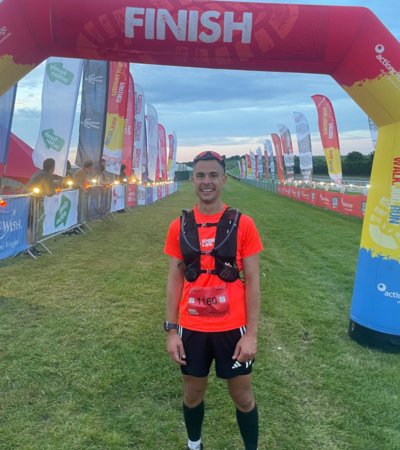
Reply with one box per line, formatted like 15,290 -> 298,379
179,326 -> 254,379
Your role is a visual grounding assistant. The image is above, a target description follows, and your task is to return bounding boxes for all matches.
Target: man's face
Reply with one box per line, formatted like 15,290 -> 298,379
192,160 -> 226,204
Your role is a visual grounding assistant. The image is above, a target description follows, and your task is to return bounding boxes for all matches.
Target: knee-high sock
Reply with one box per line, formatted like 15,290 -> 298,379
183,401 -> 205,441
236,404 -> 259,450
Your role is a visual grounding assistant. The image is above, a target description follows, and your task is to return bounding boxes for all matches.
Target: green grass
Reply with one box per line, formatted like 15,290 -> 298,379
1,179 -> 399,450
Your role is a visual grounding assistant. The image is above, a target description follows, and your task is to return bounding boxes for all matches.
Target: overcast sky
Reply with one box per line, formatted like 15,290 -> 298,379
11,0 -> 400,164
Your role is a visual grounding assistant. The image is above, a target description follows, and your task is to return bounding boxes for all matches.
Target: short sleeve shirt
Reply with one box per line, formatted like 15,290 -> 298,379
164,204 -> 263,332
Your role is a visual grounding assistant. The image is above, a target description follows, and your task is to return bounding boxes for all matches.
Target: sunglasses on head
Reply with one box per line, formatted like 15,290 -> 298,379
193,151 -> 225,163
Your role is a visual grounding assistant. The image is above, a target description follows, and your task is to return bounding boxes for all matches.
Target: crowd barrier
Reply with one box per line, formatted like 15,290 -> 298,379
233,176 -> 367,219
0,181 -> 179,261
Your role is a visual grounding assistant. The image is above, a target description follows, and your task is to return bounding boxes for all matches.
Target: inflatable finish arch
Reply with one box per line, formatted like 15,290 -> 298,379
1,0 -> 400,349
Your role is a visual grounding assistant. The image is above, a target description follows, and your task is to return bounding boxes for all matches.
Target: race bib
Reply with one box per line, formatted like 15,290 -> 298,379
187,285 -> 229,316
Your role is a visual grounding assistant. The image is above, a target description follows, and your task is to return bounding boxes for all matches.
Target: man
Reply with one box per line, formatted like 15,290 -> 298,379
27,158 -> 56,196
99,157 -> 115,184
74,160 -> 94,188
164,151 -> 263,450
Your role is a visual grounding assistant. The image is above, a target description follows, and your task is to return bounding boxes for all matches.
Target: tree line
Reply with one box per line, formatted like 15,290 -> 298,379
224,151 -> 374,178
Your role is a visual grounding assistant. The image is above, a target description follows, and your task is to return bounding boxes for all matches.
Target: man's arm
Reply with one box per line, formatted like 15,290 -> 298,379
166,256 -> 187,365
233,253 -> 261,362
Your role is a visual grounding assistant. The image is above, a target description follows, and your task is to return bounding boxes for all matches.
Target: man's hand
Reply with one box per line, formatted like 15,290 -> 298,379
166,332 -> 187,365
232,334 -> 257,363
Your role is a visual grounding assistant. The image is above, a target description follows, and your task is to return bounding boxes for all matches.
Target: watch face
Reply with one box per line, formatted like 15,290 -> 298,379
164,321 -> 178,331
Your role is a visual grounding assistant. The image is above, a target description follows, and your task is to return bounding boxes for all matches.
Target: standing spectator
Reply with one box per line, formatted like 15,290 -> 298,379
99,158 -> 115,185
118,164 -> 128,183
27,158 -> 56,196
74,160 -> 94,188
63,160 -> 74,188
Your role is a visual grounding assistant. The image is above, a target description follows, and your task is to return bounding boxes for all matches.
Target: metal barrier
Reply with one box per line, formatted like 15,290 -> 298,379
0,181 -> 179,262
230,175 -> 367,219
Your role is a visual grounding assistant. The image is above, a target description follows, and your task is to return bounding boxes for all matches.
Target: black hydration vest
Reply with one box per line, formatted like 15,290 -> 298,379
179,207 -> 242,282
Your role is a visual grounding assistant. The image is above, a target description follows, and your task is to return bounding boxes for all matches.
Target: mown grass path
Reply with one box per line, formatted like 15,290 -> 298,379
1,179 -> 399,449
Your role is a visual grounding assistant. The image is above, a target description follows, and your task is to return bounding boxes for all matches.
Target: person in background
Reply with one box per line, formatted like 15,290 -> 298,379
27,158 -> 56,196
164,151 -> 263,450
74,160 -> 94,188
99,158 -> 115,184
62,160 -> 74,188
118,164 -> 128,183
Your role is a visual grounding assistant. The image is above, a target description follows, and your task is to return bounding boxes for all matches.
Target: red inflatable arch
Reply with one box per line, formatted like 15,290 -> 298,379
1,0 -> 400,349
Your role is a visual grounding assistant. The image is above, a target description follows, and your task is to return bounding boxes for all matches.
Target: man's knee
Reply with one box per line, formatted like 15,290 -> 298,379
228,377 -> 255,412
183,376 -> 208,407
230,389 -> 254,411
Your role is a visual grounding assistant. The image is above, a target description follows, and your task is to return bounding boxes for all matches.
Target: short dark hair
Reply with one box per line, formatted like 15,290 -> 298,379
43,158 -> 55,171
193,151 -> 225,171
83,160 -> 93,169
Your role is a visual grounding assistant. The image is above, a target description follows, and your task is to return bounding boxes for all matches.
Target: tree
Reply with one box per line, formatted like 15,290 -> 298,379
343,151 -> 368,176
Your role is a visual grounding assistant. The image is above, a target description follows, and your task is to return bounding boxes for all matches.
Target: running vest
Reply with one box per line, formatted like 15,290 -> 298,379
179,207 -> 242,282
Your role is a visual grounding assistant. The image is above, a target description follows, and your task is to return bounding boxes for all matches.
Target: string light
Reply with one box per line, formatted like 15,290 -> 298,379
67,180 -> 73,187
32,187 -> 40,194
0,197 -> 7,208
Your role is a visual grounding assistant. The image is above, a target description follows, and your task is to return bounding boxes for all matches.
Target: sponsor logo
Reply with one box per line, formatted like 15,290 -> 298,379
389,156 -> 400,225
55,195 -> 71,228
82,118 -> 101,130
0,217 -> 22,240
85,74 -> 104,85
232,360 -> 253,370
125,7 -> 253,44
201,238 -> 214,248
375,43 -> 400,87
41,129 -> 65,151
377,283 -> 400,302
46,62 -> 74,85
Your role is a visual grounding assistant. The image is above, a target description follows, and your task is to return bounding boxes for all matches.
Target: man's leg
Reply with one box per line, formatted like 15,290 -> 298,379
183,375 -> 208,450
227,374 -> 258,450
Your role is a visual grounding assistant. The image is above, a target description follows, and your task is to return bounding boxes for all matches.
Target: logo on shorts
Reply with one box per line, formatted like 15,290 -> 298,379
232,361 -> 242,369
232,360 -> 253,369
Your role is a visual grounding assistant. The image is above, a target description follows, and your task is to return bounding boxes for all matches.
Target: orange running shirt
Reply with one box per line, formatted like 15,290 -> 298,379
164,204 -> 263,332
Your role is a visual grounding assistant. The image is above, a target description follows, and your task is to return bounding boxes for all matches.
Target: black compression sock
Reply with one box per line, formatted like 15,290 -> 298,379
236,404 -> 259,450
183,401 -> 205,442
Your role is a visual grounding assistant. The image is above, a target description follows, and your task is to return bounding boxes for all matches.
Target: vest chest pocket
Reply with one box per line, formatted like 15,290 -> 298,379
187,285 -> 230,317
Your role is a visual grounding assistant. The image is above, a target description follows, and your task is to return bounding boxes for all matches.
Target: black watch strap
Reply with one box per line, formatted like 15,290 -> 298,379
163,321 -> 179,332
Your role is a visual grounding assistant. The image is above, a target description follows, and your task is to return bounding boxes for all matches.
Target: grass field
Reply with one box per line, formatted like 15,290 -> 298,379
1,179 -> 400,450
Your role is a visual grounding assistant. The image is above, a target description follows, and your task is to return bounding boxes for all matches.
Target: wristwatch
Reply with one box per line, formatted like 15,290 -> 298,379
163,321 -> 179,332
